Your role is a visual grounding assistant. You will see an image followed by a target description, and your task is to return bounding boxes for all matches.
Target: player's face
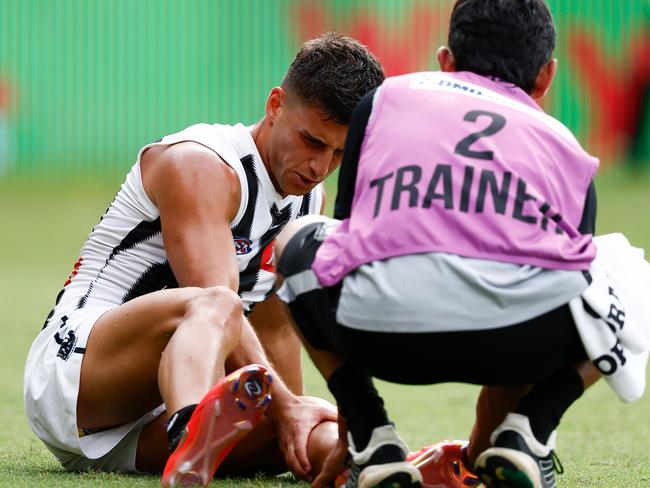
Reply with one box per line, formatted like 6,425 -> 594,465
265,88 -> 347,197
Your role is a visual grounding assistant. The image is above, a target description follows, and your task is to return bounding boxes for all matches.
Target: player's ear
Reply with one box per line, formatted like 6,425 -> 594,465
265,87 -> 286,123
530,58 -> 557,100
437,46 -> 456,72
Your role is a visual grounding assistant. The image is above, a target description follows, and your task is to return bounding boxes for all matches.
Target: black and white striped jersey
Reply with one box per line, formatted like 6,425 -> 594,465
43,123 -> 323,327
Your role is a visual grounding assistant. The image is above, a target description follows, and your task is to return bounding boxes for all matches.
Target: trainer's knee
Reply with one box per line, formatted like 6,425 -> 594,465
275,215 -> 333,267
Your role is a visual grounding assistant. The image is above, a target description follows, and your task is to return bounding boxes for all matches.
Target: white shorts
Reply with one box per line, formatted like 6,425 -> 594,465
23,305 -> 166,472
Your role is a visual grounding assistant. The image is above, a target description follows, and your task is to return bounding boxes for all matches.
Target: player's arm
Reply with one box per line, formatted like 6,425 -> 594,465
142,142 -> 241,289
243,198 -> 338,478
248,294 -> 304,394
228,306 -> 336,479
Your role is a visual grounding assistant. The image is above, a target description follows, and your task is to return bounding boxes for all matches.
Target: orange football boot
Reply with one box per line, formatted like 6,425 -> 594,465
408,441 -> 481,487
161,364 -> 272,487
336,440 -> 481,488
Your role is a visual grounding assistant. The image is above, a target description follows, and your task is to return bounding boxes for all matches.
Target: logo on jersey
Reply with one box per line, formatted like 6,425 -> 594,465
234,237 -> 253,255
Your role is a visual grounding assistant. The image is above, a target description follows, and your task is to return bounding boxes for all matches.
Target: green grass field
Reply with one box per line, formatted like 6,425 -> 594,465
1,168 -> 649,487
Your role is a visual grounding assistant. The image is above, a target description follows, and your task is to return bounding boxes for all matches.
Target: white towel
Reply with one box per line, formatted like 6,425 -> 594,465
568,233 -> 650,403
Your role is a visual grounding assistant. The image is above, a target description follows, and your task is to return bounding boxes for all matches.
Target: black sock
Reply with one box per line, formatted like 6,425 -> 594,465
327,365 -> 391,452
515,367 -> 584,444
166,404 -> 197,451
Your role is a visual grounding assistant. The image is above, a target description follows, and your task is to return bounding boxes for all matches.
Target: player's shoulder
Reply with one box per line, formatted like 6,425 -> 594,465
144,140 -> 232,174
164,122 -> 230,142
141,141 -> 240,203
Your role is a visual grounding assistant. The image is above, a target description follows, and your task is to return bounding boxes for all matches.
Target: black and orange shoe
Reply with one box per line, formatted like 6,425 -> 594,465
161,364 -> 272,487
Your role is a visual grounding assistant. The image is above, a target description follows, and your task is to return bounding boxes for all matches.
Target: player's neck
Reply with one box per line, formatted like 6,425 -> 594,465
250,117 -> 283,194
250,117 -> 270,167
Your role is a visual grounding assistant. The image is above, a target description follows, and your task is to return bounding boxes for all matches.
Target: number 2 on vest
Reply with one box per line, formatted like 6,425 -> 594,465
454,110 -> 506,160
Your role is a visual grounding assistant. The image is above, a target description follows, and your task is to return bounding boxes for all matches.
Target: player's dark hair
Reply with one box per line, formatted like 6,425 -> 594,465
448,0 -> 556,93
282,32 -> 385,125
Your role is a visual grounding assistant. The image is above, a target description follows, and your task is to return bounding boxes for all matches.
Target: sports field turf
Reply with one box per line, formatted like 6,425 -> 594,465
1,168 -> 649,487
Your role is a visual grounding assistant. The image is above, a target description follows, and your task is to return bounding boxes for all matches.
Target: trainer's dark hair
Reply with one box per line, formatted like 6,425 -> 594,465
282,32 -> 385,125
448,0 -> 556,93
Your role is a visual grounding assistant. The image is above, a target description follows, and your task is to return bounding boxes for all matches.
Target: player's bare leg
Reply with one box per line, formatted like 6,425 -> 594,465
78,286 -> 242,429
161,364 -> 273,487
77,285 -> 246,481
218,416 -> 338,478
135,414 -> 286,475
248,295 -> 304,394
83,284 -> 337,477
214,294 -> 339,479
135,410 -> 338,477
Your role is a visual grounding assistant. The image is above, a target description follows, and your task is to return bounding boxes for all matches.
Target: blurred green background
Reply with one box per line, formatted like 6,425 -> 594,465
0,0 -> 648,176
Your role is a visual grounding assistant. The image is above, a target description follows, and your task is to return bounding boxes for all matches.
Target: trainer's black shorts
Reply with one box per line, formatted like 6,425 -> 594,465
277,220 -> 587,386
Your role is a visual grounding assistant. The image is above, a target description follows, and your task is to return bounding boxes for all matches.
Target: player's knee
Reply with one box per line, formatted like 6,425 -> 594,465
183,286 -> 244,337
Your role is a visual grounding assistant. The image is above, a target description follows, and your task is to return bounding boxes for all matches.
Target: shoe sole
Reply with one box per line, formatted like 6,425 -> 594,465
409,442 -> 480,487
475,447 -> 543,488
337,443 -> 480,488
161,365 -> 272,487
358,462 -> 423,488
407,440 -> 466,466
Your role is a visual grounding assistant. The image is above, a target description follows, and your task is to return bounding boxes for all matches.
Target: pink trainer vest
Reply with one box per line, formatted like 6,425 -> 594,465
313,72 -> 599,287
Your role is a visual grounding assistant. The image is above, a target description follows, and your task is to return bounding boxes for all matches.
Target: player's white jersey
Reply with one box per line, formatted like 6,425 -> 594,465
43,123 -> 322,328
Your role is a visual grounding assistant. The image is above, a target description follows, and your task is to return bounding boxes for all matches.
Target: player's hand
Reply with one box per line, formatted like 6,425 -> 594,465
270,395 -> 338,479
312,416 -> 350,488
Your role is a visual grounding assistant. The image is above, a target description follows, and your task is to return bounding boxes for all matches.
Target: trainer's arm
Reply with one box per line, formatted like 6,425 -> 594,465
578,180 -> 597,235
333,87 -> 376,220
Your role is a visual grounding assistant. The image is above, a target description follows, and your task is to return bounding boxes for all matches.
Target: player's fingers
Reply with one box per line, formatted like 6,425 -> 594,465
284,436 -> 309,479
303,396 -> 338,417
293,426 -> 313,478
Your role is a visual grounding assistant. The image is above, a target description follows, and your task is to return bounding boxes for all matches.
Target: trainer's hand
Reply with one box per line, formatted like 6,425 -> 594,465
312,416 -> 349,488
271,395 -> 337,479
